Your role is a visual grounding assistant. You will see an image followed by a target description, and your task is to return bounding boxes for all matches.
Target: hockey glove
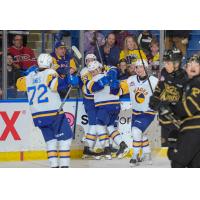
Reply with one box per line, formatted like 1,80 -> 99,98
159,104 -> 181,129
110,80 -> 120,90
149,95 -> 161,111
67,75 -> 79,87
107,68 -> 118,82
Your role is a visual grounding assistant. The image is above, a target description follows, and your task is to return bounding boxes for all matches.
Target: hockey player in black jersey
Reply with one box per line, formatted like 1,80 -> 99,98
149,48 -> 187,146
165,54 -> 200,167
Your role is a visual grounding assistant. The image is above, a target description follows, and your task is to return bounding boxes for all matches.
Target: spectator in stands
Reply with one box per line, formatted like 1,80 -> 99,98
137,30 -> 152,56
120,36 -> 147,62
114,30 -> 134,49
165,30 -> 191,55
51,41 -> 77,78
84,30 -> 105,55
148,38 -> 160,76
118,58 -> 129,80
95,32 -> 120,66
7,54 -> 21,98
8,34 -> 37,73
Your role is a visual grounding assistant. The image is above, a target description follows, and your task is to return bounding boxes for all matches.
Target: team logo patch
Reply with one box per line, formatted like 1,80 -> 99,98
65,112 -> 75,127
135,92 -> 145,103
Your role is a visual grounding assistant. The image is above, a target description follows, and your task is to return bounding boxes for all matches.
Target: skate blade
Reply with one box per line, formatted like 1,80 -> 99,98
94,156 -> 102,160
104,155 -> 112,160
82,155 -> 99,160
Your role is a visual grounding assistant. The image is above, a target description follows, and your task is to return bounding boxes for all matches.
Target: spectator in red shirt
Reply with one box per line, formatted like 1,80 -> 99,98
8,34 -> 37,71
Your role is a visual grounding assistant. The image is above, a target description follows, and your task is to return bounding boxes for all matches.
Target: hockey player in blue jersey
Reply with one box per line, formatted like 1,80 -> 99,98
16,53 -> 78,168
86,61 -> 129,159
120,59 -> 158,167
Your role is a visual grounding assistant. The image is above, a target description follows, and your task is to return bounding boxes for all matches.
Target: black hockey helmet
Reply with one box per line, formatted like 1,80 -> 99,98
187,54 -> 200,65
163,48 -> 182,62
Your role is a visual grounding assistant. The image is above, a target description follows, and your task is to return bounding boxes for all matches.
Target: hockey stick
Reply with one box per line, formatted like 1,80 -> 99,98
71,46 -> 83,135
135,39 -> 154,94
96,40 -> 104,65
93,32 -> 104,65
159,107 -> 181,129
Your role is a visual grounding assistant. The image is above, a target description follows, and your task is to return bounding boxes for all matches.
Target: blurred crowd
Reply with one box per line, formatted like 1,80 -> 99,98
0,30 -> 191,100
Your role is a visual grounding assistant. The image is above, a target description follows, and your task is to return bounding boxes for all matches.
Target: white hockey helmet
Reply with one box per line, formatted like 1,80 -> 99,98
135,59 -> 148,67
88,60 -> 101,72
37,54 -> 53,69
85,54 -> 97,65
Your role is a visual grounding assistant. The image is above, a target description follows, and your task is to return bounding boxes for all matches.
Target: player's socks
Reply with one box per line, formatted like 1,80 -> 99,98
132,126 -> 142,160
107,126 -> 122,146
58,139 -> 71,168
46,139 -> 58,168
96,125 -> 109,148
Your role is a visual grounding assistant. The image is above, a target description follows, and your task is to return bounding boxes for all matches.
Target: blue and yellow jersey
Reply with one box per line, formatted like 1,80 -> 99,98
51,52 -> 77,75
152,52 -> 159,62
120,49 -> 147,61
80,67 -> 94,100
86,73 -> 120,108
16,69 -> 70,126
120,75 -> 158,112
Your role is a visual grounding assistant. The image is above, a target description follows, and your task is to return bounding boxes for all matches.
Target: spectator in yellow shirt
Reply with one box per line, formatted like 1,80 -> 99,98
120,36 -> 147,62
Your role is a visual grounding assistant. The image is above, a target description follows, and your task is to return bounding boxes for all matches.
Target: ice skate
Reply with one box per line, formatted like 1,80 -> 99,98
129,158 -> 140,167
109,144 -> 118,153
116,141 -> 129,159
103,147 -> 112,160
82,146 -> 101,160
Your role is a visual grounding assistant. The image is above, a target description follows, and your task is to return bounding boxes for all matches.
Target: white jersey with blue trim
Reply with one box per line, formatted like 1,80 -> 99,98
127,75 -> 158,112
25,69 -> 61,115
87,73 -> 120,107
